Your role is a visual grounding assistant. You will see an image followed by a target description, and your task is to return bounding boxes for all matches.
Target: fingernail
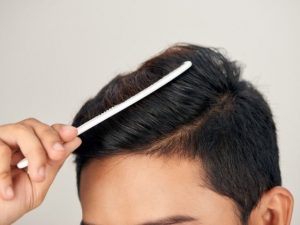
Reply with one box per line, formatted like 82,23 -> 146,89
38,166 -> 45,179
5,186 -> 14,199
53,142 -> 64,151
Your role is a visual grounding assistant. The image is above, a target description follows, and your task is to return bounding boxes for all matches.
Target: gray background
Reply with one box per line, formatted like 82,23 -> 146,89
0,0 -> 299,224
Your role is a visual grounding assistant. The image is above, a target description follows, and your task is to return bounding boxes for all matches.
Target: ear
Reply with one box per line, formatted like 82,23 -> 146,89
248,186 -> 294,225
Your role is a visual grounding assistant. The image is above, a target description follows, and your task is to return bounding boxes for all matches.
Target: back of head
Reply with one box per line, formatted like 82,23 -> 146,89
72,43 -> 281,223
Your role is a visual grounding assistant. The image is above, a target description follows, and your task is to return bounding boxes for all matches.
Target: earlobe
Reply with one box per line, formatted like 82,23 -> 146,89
248,186 -> 294,225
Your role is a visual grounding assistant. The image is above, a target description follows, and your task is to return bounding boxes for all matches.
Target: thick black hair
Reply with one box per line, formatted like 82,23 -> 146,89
71,43 -> 281,224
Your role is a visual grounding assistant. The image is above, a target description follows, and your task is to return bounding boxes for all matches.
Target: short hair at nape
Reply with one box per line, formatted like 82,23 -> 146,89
72,43 -> 281,224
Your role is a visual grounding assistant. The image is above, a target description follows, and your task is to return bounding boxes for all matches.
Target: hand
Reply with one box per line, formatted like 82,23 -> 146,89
0,118 -> 82,225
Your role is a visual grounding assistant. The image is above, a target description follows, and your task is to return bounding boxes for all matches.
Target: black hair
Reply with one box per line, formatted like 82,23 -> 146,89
71,43 -> 281,224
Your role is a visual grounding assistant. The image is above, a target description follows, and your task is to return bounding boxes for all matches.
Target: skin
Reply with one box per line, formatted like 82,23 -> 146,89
0,118 -> 82,224
0,118 -> 294,225
80,154 -> 294,225
80,154 -> 241,225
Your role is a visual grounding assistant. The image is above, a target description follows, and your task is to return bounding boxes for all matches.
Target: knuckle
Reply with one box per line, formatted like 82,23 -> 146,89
14,123 -> 30,133
22,117 -> 38,124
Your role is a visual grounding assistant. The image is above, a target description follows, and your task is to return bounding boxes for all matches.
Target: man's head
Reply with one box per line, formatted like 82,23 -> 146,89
72,43 -> 293,225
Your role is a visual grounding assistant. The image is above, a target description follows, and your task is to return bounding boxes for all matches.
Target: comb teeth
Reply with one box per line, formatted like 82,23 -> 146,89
76,61 -> 192,135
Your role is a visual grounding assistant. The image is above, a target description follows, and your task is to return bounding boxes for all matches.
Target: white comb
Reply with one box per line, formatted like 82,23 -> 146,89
17,61 -> 192,169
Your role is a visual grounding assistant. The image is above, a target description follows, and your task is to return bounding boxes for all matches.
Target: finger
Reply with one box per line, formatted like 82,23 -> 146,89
30,137 -> 82,204
51,124 -> 78,142
48,137 -> 82,167
21,119 -> 68,161
0,123 -> 47,181
0,139 -> 14,200
47,137 -> 82,176
13,125 -> 47,182
63,137 -> 82,154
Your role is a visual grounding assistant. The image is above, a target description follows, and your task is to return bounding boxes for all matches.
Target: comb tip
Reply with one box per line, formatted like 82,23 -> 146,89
184,61 -> 192,67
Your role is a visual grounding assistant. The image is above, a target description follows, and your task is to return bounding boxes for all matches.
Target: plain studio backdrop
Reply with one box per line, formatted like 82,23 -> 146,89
0,0 -> 299,224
